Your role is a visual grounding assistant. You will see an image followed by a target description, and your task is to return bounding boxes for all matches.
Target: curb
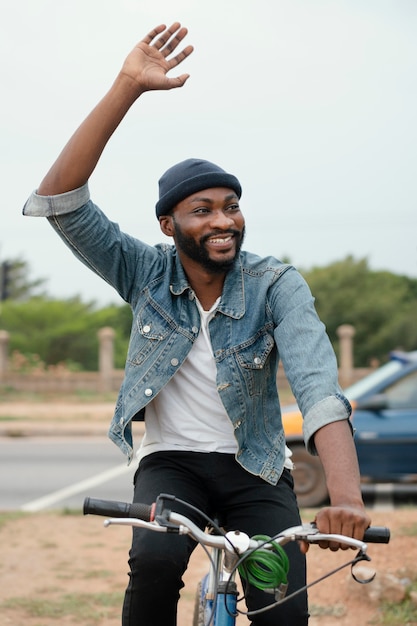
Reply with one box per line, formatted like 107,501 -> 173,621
0,424 -> 108,438
0,422 -> 145,438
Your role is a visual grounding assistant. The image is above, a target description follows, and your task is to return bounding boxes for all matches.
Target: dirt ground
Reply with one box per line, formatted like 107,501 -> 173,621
0,400 -> 416,624
1,505 -> 416,624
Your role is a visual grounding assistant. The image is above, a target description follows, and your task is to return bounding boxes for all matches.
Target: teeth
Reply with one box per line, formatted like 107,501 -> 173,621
209,236 -> 232,243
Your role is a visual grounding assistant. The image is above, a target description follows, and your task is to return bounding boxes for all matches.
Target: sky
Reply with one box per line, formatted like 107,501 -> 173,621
1,0 -> 416,305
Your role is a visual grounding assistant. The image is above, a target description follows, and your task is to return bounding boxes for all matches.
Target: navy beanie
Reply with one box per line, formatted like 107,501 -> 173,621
155,158 -> 242,218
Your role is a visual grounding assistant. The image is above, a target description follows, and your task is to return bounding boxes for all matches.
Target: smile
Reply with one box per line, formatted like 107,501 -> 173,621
207,235 -> 233,244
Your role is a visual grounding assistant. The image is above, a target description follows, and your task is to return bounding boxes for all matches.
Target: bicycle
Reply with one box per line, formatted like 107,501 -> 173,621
83,493 -> 390,626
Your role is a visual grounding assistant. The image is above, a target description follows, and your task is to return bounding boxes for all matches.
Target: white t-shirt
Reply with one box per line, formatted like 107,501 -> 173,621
137,297 -> 293,470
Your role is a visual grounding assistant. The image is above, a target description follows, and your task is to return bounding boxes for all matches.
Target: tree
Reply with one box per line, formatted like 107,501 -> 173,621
0,261 -> 11,301
1,254 -> 416,370
0,257 -> 46,301
303,256 -> 417,366
0,297 -> 131,371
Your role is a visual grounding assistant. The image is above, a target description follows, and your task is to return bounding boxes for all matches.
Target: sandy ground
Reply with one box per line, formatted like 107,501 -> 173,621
1,506 -> 415,624
0,400 -> 416,624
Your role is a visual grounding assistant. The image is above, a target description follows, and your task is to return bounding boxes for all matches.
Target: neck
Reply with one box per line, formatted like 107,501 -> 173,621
182,261 -> 226,310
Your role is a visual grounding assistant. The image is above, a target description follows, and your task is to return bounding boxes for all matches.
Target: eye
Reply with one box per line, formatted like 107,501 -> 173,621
192,207 -> 210,214
226,203 -> 240,212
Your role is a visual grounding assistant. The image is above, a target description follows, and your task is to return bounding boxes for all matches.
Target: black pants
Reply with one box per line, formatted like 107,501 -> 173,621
122,451 -> 309,626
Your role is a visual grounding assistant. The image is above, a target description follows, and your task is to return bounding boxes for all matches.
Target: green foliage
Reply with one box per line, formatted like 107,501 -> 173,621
0,257 -> 46,300
0,254 -> 416,369
0,297 -> 131,371
378,590 -> 417,625
303,256 -> 417,366
1,592 -> 123,622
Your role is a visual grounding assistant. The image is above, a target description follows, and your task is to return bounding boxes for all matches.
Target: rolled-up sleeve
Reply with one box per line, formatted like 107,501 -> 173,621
23,184 -> 90,217
303,393 -> 353,455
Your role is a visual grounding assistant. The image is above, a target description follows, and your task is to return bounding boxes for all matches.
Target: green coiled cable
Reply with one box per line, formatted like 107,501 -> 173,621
238,534 -> 290,590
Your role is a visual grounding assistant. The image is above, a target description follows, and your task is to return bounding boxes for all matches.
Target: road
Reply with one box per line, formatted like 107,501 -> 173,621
1,436 -> 416,512
0,436 -> 137,511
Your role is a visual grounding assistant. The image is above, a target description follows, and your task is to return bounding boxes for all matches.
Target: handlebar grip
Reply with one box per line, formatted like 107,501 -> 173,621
363,526 -> 390,544
83,497 -> 154,521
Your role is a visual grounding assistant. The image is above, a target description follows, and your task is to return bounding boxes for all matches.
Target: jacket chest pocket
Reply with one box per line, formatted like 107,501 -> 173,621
128,302 -> 174,365
235,331 -> 275,396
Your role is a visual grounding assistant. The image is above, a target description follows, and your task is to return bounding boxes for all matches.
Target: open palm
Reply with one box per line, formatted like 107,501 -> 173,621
121,22 -> 194,92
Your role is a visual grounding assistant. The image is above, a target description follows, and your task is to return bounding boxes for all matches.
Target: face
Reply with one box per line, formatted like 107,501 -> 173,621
160,187 -> 245,274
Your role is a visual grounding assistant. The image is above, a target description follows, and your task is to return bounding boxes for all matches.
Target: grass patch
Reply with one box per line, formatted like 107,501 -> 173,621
375,579 -> 417,625
377,600 -> 417,625
398,522 -> 417,537
0,388 -> 118,403
299,509 -> 316,522
310,604 -> 346,617
1,591 -> 124,623
60,507 -> 83,516
83,569 -> 114,580
0,510 -> 29,530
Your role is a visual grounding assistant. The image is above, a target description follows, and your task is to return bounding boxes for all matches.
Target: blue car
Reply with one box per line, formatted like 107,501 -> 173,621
283,350 -> 417,507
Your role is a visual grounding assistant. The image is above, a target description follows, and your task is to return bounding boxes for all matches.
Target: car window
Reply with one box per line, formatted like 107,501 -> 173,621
384,370 -> 417,409
344,361 -> 402,400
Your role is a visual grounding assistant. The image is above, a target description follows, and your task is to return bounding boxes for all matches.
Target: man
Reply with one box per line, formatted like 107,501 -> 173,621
23,22 -> 370,626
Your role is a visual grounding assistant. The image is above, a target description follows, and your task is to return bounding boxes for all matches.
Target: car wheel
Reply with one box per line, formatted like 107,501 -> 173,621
290,444 -> 328,508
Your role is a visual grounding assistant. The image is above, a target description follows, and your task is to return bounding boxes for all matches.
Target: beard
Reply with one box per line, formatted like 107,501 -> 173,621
172,220 -> 245,274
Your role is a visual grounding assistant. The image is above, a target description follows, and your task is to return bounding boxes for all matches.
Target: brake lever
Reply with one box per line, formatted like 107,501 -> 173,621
290,524 -> 370,553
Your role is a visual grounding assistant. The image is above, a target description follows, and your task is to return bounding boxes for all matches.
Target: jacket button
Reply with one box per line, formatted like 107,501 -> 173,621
254,357 -> 261,365
192,326 -> 199,334
144,388 -> 153,397
143,325 -> 151,333
171,358 -> 179,367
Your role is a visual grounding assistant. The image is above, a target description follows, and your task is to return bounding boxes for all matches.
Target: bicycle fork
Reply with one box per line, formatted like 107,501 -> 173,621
199,547 -> 238,626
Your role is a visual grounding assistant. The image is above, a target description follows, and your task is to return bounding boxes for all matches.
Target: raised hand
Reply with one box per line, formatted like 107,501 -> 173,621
120,22 -> 194,93
37,21 -> 193,196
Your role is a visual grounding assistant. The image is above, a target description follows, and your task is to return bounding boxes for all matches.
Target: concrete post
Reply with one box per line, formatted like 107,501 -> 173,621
337,324 -> 356,386
0,330 -> 9,379
98,327 -> 115,392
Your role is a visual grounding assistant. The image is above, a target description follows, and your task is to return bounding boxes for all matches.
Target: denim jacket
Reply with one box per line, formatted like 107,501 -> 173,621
23,184 -> 351,485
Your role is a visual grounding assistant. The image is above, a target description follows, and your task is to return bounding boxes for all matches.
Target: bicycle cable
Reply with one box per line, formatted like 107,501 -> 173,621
238,549 -> 374,619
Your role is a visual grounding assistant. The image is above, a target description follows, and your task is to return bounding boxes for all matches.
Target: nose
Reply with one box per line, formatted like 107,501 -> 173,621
209,209 -> 234,230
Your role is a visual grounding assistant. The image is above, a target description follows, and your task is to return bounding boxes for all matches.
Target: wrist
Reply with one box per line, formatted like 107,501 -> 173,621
112,71 -> 146,103
328,491 -> 365,510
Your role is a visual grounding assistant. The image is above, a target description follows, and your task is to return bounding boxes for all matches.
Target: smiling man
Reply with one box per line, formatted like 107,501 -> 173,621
23,22 -> 370,626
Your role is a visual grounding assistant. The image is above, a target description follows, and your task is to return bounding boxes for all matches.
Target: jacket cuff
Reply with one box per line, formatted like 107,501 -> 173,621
303,393 -> 353,455
22,183 -> 90,217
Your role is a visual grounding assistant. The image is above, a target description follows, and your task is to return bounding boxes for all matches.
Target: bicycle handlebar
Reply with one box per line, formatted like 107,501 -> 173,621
83,496 -> 154,521
83,495 -> 390,547
84,493 -> 390,612
362,526 -> 391,543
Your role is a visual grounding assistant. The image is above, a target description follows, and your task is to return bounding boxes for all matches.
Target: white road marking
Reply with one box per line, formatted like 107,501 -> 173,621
20,463 -> 135,512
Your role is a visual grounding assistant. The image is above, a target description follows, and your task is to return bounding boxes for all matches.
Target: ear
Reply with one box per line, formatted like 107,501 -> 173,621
159,215 -> 175,237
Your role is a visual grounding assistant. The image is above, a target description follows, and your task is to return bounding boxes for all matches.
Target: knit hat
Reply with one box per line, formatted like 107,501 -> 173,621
155,158 -> 242,218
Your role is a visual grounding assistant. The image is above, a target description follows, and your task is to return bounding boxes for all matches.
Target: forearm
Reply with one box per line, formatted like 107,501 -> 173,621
38,74 -> 143,196
313,419 -> 364,508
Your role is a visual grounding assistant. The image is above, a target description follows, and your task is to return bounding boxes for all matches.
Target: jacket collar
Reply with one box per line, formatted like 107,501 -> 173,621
169,250 -> 245,319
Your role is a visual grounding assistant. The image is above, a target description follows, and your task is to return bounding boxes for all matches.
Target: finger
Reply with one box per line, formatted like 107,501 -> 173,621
162,29 -> 191,59
152,22 -> 186,53
167,45 -> 194,69
165,73 -> 191,89
142,24 -> 168,46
